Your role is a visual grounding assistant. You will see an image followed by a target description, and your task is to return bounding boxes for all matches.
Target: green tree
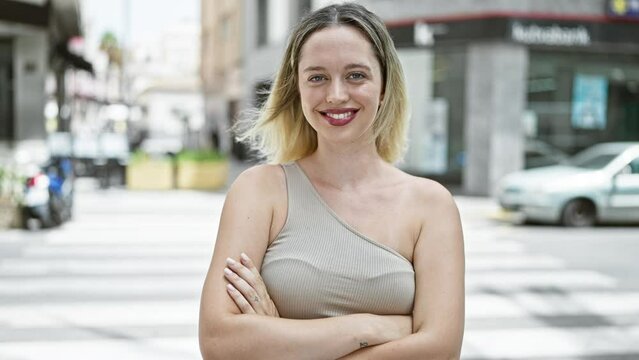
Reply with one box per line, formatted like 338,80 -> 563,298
99,31 -> 123,68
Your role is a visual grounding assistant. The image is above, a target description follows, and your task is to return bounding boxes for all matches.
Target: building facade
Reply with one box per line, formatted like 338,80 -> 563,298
215,0 -> 639,195
128,21 -> 204,153
201,0 -> 246,155
1,0 -> 51,164
0,0 -> 89,166
363,0 -> 639,195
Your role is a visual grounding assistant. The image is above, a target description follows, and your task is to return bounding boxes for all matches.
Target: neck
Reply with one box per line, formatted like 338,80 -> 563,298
302,140 -> 387,190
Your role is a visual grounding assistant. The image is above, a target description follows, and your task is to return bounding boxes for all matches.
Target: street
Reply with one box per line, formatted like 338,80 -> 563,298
1,179 -> 639,359
459,199 -> 639,359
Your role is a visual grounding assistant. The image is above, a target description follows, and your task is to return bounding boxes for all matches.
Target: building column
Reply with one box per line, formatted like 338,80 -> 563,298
14,33 -> 47,141
463,42 -> 528,196
398,48 -> 434,173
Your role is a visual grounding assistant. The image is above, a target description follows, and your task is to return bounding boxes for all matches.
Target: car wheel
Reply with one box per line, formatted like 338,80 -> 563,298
561,199 -> 596,227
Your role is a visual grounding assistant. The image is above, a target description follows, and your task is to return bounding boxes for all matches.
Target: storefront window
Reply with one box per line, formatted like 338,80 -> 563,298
432,45 -> 467,183
527,51 -> 639,155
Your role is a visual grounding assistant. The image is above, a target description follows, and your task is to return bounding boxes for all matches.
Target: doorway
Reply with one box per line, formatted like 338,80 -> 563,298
608,81 -> 639,141
0,40 -> 14,141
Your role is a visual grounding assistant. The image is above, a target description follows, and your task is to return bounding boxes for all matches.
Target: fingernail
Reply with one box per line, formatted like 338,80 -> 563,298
226,284 -> 235,291
223,268 -> 232,276
226,257 -> 236,265
240,253 -> 249,262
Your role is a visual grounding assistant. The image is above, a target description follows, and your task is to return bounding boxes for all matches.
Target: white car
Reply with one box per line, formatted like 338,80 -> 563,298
497,142 -> 639,226
525,139 -> 570,169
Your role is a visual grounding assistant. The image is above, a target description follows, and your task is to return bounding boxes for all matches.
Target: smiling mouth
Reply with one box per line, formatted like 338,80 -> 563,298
319,109 -> 359,126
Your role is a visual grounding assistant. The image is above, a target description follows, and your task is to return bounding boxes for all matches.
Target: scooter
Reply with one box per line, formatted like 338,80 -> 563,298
22,170 -> 54,229
46,157 -> 74,224
21,158 -> 74,230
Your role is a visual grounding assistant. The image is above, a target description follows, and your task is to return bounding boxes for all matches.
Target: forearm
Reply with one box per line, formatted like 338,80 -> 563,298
200,313 -> 404,360
338,331 -> 461,360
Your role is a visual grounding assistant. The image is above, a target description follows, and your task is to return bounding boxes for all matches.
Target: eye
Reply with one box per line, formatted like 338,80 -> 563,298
347,72 -> 366,80
308,75 -> 327,82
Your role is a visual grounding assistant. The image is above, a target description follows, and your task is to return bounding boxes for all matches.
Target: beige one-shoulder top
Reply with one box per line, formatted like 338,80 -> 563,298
260,162 -> 415,319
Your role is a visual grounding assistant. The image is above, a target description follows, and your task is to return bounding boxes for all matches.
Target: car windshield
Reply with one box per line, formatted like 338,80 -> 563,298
569,147 -> 623,169
571,154 -> 618,169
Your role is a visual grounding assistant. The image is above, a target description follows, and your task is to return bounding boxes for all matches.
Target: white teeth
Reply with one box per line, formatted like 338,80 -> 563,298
325,112 -> 352,120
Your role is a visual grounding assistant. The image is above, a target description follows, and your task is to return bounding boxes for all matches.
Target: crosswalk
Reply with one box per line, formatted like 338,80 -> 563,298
0,188 -> 222,360
0,189 -> 637,359
459,200 -> 639,359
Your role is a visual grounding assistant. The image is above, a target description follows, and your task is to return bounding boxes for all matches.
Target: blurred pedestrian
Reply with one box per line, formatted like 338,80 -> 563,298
199,3 -> 464,359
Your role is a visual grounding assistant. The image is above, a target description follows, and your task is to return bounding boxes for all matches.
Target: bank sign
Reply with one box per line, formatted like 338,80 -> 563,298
606,0 -> 639,19
511,22 -> 591,46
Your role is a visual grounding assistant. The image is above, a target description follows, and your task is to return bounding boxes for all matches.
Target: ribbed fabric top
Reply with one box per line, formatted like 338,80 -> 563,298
261,162 -> 415,319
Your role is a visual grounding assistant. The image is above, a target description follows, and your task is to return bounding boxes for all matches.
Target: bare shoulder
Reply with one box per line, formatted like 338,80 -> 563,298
226,164 -> 288,241
398,171 -> 457,213
232,163 -> 285,186
229,163 -> 286,199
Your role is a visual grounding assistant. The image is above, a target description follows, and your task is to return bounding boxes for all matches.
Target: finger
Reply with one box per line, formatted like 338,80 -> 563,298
226,284 -> 256,314
239,253 -> 270,297
229,256 -> 272,314
229,257 -> 280,318
240,253 -> 263,280
226,257 -> 258,288
224,267 -> 263,312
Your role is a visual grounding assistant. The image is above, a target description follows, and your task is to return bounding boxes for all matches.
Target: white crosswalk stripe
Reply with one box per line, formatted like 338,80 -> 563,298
0,188 -> 218,359
464,326 -> 639,359
461,225 -> 639,359
0,189 -> 638,359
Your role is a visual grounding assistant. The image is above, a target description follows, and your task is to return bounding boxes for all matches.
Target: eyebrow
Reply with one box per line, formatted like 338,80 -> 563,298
302,63 -> 372,73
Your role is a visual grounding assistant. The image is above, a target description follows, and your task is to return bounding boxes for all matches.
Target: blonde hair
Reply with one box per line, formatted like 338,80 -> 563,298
236,2 -> 409,164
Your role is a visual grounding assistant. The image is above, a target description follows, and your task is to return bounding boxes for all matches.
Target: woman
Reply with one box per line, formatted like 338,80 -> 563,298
199,3 -> 464,359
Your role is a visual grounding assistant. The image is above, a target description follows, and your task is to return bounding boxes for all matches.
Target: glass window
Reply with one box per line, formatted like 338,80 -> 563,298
432,45 -> 467,183
527,51 -> 639,155
572,154 -> 617,169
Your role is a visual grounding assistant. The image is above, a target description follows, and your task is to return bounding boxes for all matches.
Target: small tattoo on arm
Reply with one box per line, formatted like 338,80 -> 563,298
359,341 -> 368,348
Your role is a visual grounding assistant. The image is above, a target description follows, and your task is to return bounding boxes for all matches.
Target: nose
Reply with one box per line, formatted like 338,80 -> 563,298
326,79 -> 348,104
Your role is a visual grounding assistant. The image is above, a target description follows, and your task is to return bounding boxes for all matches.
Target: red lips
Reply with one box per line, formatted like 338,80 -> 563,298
319,108 -> 359,127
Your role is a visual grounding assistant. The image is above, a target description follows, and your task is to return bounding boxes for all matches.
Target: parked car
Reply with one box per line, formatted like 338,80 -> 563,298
497,142 -> 639,226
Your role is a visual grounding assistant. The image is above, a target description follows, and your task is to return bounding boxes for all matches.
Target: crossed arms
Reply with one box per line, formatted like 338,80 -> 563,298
198,165 -> 465,359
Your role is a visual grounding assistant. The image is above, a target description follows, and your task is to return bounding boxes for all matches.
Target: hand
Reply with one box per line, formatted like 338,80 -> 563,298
224,253 -> 280,317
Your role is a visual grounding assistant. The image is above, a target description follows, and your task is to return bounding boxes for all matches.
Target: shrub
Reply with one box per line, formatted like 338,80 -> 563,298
175,150 -> 226,163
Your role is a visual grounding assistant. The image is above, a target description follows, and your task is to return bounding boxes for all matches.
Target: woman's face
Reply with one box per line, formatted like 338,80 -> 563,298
297,25 -> 384,148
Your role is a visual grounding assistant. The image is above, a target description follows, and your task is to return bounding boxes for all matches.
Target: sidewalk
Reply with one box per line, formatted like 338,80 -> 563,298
2,158 -> 506,238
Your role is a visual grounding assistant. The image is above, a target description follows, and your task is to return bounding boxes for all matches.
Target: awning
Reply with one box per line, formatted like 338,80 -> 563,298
53,40 -> 94,74
48,0 -> 94,74
0,0 -> 50,28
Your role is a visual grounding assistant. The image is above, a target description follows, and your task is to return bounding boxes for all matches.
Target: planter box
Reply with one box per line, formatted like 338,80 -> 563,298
176,160 -> 229,190
0,197 -> 19,229
126,160 -> 174,190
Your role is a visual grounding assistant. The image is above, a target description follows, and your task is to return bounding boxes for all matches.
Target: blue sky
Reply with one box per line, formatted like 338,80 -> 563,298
81,0 -> 199,48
